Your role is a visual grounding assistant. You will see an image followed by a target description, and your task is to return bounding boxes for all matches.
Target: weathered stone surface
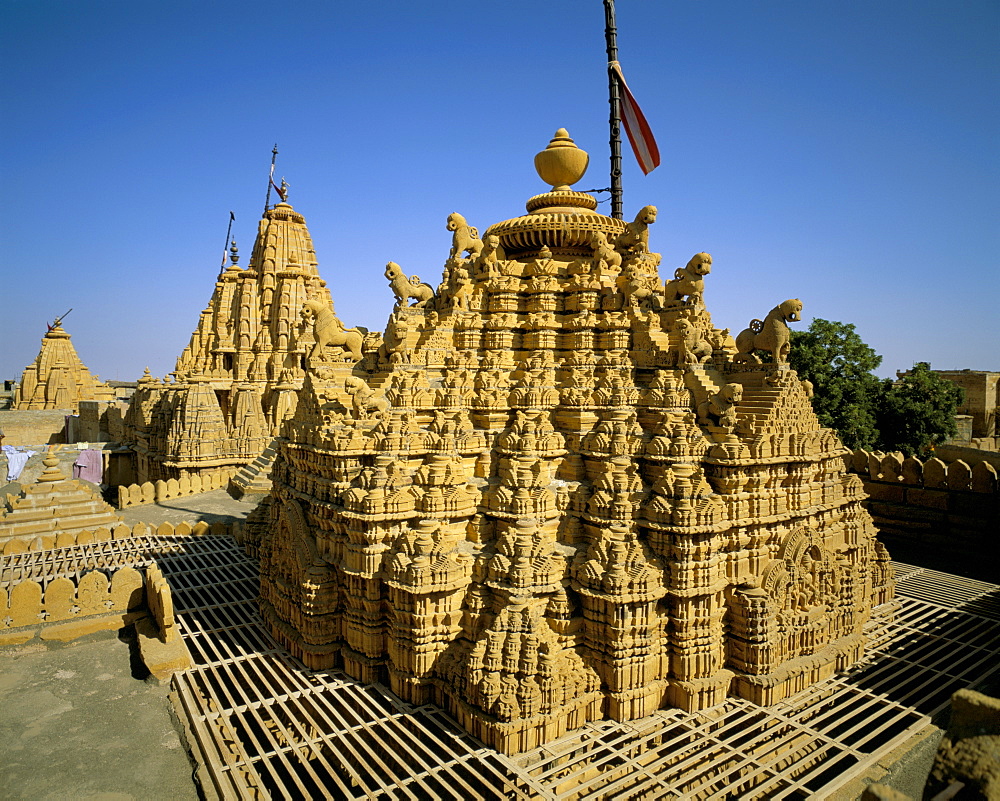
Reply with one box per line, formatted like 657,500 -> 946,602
863,482 -> 907,504
905,488 -> 950,511
928,689 -> 1000,800
255,130 -> 894,754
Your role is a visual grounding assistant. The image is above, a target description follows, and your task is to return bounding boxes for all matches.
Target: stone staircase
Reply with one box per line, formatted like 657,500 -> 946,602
732,384 -> 785,433
683,365 -> 727,411
229,438 -> 280,499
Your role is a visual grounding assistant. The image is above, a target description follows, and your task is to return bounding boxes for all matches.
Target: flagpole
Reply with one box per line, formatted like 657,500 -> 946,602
604,0 -> 623,220
264,144 -> 278,214
220,211 -> 235,276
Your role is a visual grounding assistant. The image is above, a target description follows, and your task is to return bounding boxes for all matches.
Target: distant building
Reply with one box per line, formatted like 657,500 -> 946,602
924,370 -> 998,450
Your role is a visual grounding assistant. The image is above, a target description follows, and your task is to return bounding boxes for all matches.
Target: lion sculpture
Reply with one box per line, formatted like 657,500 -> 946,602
385,262 -> 434,308
734,299 -> 803,364
665,252 -> 712,306
614,205 -> 657,255
590,230 -> 623,277
673,318 -> 713,366
698,383 -> 743,431
447,212 -> 484,262
475,234 -> 504,279
302,300 -> 364,362
344,376 -> 389,419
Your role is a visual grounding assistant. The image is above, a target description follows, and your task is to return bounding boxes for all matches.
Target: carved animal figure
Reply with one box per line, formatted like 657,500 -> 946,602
673,318 -> 713,366
616,263 -> 661,309
590,231 -> 622,276
665,252 -> 712,306
302,300 -> 364,362
734,299 -> 803,364
385,262 -> 434,307
447,212 -> 484,262
344,376 -> 389,418
475,234 -> 505,279
698,383 -> 743,430
615,205 -> 657,255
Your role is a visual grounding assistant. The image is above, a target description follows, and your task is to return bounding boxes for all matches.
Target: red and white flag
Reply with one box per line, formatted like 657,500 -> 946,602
611,62 -> 660,175
269,163 -> 287,201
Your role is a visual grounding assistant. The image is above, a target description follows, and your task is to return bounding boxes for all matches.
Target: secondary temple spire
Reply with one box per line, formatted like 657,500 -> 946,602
122,191 -> 348,496
14,322 -> 114,412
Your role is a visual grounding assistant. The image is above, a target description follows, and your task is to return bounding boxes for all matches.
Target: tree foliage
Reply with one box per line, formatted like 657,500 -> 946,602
789,320 -> 962,456
875,362 -> 964,456
788,319 -> 883,450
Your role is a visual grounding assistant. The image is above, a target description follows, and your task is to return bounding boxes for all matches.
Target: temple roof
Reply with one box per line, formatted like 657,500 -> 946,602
14,323 -> 114,412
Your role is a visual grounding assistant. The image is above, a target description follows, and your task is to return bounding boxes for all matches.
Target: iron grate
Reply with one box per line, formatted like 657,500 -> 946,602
156,552 -> 997,800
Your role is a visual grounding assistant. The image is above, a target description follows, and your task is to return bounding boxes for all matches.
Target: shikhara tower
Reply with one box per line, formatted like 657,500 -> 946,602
121,199 -> 351,491
15,322 -> 114,412
255,130 -> 895,754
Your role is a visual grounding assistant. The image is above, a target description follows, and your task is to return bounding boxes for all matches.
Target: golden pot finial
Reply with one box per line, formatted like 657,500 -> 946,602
534,128 -> 589,191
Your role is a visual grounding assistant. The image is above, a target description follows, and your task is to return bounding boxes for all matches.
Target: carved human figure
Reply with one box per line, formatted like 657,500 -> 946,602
664,252 -> 712,306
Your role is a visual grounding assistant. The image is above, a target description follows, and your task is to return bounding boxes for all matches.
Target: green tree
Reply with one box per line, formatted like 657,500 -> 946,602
876,362 -> 963,456
789,320 -> 964,456
788,319 -> 883,450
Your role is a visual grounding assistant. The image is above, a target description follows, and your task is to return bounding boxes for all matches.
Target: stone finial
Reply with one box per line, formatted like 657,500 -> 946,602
229,238 -> 239,265
37,447 -> 66,483
534,129 -> 589,190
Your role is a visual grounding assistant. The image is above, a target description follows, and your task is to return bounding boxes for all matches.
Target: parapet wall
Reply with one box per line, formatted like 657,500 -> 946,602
846,450 -> 998,579
0,564 -> 147,644
116,468 -> 237,508
1,519 -> 233,555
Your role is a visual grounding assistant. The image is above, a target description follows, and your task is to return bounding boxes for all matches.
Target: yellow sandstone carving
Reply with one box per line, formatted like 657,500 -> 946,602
120,201 -> 346,494
664,252 -> 712,307
254,131 -> 895,755
14,321 -> 114,411
734,298 -> 803,364
385,261 -> 434,308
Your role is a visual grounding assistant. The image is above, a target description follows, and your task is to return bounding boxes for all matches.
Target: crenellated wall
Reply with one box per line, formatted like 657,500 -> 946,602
116,467 -> 236,508
846,450 -> 998,579
0,564 -> 147,644
1,518 -> 233,555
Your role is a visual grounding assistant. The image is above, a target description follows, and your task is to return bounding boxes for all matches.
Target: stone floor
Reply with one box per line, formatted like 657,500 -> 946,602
118,488 -> 263,528
0,631 -> 200,801
0,489 -> 262,801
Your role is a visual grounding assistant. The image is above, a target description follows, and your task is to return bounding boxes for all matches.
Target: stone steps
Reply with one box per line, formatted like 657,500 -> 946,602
229,439 -> 280,498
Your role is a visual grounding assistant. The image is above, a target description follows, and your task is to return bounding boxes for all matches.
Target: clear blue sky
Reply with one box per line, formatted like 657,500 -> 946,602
3,1 -> 997,382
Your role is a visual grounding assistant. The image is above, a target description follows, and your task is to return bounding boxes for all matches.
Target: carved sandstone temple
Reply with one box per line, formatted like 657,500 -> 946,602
120,199 -> 356,492
256,130 -> 895,754
14,322 -> 115,411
